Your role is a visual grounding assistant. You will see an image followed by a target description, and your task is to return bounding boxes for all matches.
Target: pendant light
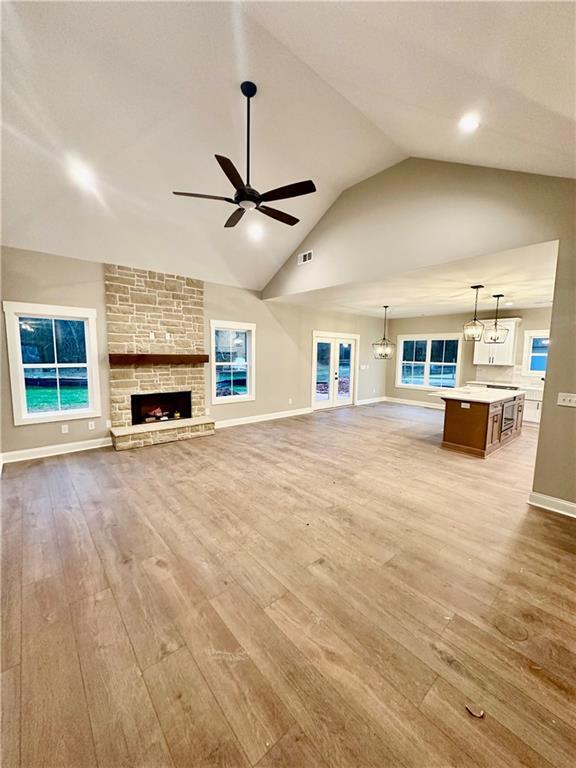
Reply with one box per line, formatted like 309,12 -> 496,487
463,284 -> 485,342
373,305 -> 395,359
483,294 -> 509,344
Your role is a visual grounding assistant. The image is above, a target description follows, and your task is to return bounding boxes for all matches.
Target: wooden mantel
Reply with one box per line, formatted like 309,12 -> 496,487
108,353 -> 209,366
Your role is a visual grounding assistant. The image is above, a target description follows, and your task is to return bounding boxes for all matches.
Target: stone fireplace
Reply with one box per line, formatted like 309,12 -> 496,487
104,264 -> 214,450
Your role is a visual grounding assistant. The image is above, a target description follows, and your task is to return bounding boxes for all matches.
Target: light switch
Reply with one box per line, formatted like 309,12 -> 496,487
61,424 -> 69,434
557,393 -> 576,407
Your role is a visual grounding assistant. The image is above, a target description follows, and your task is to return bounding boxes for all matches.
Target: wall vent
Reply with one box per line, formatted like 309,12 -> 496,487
297,250 -> 313,265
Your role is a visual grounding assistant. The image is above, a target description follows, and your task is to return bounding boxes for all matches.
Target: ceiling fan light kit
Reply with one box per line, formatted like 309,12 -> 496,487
173,81 -> 317,227
373,305 -> 396,360
463,284 -> 485,342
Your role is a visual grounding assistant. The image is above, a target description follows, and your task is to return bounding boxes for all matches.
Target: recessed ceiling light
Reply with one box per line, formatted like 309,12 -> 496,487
247,220 -> 264,242
66,155 -> 98,195
458,112 -> 480,134
504,301 -> 514,306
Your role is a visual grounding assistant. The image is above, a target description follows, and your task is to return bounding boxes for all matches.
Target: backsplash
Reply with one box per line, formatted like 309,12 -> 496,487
474,364 -> 545,389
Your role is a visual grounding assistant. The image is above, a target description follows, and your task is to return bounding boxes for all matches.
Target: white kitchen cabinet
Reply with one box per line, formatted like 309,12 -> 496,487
524,399 -> 542,423
473,319 -> 519,366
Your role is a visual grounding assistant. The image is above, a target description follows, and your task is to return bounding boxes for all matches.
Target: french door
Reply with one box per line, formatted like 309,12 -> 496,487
312,334 -> 357,409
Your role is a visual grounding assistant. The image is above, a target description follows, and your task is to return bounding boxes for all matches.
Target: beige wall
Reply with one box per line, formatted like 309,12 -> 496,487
1,247 -> 387,453
1,247 -> 111,452
264,158 -> 576,505
204,283 -> 386,422
385,308 -> 553,405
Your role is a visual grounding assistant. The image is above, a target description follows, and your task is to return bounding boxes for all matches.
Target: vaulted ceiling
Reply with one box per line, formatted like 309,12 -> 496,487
2,1 -> 574,290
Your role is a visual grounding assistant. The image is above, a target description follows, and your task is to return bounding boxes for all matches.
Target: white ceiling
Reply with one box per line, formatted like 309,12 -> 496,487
2,2 -> 574,291
271,241 -> 558,318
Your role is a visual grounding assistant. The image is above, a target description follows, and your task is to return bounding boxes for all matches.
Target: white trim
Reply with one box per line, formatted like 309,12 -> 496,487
395,333 -> 462,391
356,396 -> 387,405
3,300 -> 102,426
216,407 -> 313,429
521,329 -> 550,377
210,319 -> 256,405
528,492 -> 576,519
311,331 -> 360,410
1,436 -> 112,465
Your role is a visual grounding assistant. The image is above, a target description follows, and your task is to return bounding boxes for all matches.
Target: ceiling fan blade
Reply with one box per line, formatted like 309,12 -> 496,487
215,155 -> 245,192
224,208 -> 245,228
173,191 -> 235,202
257,205 -> 299,226
260,179 -> 316,203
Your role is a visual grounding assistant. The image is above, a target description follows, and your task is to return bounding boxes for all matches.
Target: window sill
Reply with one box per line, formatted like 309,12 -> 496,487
14,408 -> 102,427
395,383 -> 458,392
212,394 -> 255,405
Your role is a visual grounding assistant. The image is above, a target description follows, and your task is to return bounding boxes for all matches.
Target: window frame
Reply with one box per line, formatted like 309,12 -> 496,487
210,319 -> 256,404
3,301 -> 102,426
522,329 -> 550,377
395,333 -> 462,390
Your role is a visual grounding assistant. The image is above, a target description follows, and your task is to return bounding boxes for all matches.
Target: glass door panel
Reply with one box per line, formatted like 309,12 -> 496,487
314,341 -> 332,404
337,342 -> 352,404
313,336 -> 355,409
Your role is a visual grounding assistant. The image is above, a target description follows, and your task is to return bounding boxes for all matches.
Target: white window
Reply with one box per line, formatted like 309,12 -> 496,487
395,334 -> 462,390
210,320 -> 256,403
3,301 -> 101,425
522,330 -> 550,376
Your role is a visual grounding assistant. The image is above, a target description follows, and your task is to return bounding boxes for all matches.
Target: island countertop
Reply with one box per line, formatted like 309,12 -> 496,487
429,386 -> 527,404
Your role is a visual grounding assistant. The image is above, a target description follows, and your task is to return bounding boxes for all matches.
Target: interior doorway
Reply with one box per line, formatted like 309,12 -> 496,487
312,332 -> 358,409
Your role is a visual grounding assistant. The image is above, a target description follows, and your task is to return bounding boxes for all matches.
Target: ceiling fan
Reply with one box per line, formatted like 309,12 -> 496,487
173,81 -> 316,227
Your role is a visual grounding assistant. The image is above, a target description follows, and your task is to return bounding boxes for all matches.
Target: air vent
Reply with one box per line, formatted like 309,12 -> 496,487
298,250 -> 313,265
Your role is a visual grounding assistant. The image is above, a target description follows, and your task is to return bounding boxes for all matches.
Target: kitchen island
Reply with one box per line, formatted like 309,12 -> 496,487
431,387 -> 526,457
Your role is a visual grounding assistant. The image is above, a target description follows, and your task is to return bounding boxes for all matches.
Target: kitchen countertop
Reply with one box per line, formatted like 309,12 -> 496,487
429,386 -> 527,404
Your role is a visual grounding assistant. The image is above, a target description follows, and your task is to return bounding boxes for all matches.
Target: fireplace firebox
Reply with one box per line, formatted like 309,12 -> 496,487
131,391 -> 192,425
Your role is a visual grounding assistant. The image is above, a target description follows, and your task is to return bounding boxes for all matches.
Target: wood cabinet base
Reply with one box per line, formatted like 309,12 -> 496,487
440,395 -> 524,458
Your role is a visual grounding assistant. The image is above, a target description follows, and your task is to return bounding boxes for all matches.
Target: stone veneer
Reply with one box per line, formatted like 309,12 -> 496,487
105,264 -> 213,449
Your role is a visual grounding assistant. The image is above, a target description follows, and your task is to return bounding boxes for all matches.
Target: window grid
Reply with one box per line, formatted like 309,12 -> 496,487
211,321 -> 255,403
397,336 -> 460,389
19,316 -> 89,415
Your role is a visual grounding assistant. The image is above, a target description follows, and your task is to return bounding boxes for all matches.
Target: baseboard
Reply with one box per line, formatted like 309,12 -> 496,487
359,395 -> 444,411
528,492 -> 576,519
215,407 -> 314,430
1,436 -> 113,466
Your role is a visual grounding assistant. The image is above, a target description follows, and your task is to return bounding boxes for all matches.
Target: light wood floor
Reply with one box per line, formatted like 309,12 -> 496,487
2,403 -> 576,768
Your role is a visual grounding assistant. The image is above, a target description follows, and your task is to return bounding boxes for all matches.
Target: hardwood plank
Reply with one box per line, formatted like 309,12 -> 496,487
144,551 -> 293,763
1,523 -> 21,671
71,588 -> 174,768
420,677 -> 555,768
21,496 -> 60,585
21,572 -> 97,768
103,554 -> 183,670
3,402 -> 575,768
265,591 -> 472,768
143,647 -> 250,768
212,583 -> 409,768
1,665 -> 20,768
256,725 -> 329,768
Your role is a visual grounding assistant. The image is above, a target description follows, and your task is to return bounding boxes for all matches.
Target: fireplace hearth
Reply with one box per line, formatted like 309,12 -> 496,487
131,391 -> 192,425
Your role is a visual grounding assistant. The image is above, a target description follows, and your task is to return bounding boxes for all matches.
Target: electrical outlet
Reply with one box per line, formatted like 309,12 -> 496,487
88,421 -> 95,431
557,392 -> 576,407
165,332 -> 171,341
288,397 -> 292,405
205,407 -> 210,416
106,419 -> 112,428
149,331 -> 155,340
61,424 -> 69,434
